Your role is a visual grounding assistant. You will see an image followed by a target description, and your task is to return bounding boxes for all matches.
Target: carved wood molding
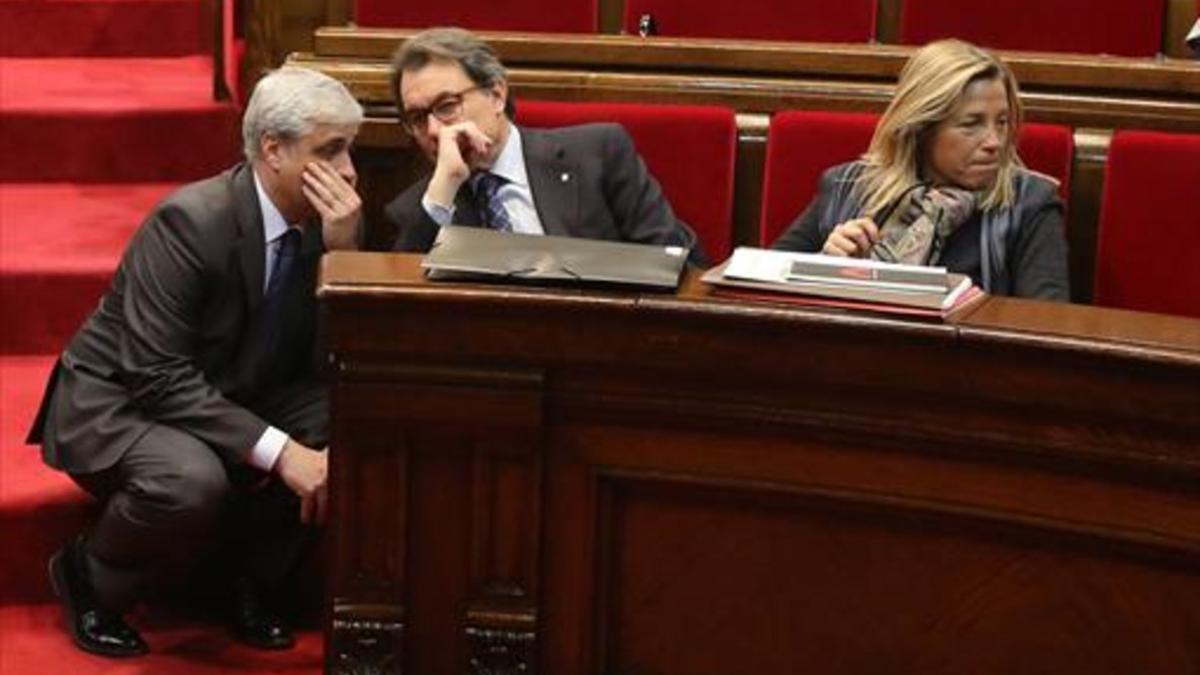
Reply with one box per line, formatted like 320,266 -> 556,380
337,360 -> 545,389
330,613 -> 406,675
552,387 -> 1200,482
595,470 -> 1200,564
470,450 -> 542,598
465,609 -> 538,675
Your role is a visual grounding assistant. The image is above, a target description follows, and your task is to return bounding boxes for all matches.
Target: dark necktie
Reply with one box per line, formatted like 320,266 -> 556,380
249,228 -> 302,387
474,172 -> 514,232
264,228 -> 301,307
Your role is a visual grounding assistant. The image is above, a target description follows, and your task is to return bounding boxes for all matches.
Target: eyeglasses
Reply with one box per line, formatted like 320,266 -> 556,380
400,85 -> 487,133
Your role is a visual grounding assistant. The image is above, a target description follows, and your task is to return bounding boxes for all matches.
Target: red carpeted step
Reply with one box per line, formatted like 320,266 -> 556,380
1,183 -> 178,354
0,0 -> 208,57
1,56 -> 240,182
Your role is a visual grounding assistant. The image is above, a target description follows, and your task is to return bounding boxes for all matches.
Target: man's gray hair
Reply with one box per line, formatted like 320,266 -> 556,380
241,66 -> 364,161
390,27 -> 513,118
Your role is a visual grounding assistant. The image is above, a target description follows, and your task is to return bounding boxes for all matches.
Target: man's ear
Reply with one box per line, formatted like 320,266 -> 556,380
260,133 -> 285,172
491,81 -> 509,116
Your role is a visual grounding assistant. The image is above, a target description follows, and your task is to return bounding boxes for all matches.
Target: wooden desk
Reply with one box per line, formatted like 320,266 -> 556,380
319,252 -> 1200,675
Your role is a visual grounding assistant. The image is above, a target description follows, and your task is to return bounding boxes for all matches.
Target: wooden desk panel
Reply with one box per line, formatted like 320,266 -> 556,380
320,252 -> 1200,675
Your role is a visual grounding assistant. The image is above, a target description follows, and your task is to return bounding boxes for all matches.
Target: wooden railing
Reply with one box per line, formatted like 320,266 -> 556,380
241,0 -> 1200,72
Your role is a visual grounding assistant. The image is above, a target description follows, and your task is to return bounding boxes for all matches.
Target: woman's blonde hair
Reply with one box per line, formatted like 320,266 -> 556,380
857,39 -> 1024,217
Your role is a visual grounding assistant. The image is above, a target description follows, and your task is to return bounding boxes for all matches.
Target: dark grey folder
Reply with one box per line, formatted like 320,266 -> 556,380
421,226 -> 690,290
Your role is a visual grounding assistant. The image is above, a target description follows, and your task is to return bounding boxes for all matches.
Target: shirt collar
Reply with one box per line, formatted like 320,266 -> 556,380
486,123 -> 529,188
252,168 -> 291,245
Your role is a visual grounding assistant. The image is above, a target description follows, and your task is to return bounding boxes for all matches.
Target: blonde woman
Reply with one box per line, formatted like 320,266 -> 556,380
771,39 -> 1069,300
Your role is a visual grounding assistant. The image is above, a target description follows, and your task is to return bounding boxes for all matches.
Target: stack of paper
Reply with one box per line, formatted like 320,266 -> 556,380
703,247 -> 984,317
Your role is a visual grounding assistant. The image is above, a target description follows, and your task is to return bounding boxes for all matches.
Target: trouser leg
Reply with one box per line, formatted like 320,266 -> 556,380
70,423 -> 231,613
229,380 -> 329,594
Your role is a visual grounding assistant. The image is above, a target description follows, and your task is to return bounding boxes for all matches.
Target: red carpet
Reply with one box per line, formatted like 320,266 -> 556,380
0,183 -> 176,353
0,0 -> 207,57
0,1 -> 322,672
2,57 -> 239,182
0,605 -> 323,674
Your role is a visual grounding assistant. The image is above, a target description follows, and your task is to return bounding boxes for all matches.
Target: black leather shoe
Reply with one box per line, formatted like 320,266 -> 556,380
229,577 -> 294,650
48,538 -> 149,658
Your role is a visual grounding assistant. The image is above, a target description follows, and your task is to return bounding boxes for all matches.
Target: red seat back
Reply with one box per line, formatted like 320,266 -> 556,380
356,0 -> 597,33
759,110 -> 1074,246
1016,123 -> 1074,205
759,111 -> 877,246
623,0 -> 876,42
516,100 -> 738,261
900,0 -> 1164,57
1094,130 -> 1200,318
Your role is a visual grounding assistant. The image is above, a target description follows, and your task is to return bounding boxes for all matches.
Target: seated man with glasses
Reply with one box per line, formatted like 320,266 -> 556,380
385,27 -> 706,265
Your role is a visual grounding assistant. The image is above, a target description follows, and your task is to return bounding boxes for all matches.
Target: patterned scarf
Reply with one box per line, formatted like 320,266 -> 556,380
869,185 -> 977,266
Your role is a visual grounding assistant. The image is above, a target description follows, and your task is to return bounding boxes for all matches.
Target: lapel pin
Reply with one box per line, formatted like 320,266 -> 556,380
560,172 -> 571,183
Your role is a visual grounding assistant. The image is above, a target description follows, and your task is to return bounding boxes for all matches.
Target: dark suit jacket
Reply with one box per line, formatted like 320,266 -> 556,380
27,163 -> 324,474
385,123 -> 707,266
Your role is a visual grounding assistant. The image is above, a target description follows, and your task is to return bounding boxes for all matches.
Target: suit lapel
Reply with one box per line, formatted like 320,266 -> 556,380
233,164 -> 267,315
521,127 -> 576,237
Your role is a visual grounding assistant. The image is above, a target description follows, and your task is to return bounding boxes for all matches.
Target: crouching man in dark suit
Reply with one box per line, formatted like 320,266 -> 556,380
386,27 -> 706,265
26,66 -> 364,657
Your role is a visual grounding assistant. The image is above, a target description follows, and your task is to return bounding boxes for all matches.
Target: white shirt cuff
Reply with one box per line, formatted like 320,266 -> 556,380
248,426 -> 288,471
421,194 -> 456,226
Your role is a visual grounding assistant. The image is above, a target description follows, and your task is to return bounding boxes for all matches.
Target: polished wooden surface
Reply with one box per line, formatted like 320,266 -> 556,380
241,0 -> 1200,76
320,252 -> 1200,675
312,28 -> 1200,98
295,53 -> 1200,134
295,28 -> 1200,131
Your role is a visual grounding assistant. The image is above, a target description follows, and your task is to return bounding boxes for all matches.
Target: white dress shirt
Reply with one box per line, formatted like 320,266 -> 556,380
247,170 -> 298,472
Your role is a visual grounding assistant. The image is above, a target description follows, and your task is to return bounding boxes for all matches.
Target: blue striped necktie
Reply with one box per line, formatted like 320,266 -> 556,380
474,172 -> 514,232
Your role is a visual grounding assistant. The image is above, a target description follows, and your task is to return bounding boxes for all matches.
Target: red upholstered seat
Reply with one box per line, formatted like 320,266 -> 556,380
623,0 -> 876,42
759,111 -> 877,246
355,0 -> 596,32
1094,130 -> 1200,318
1015,123 -> 1074,204
516,100 -> 738,262
900,0 -> 1165,57
759,110 -> 1074,246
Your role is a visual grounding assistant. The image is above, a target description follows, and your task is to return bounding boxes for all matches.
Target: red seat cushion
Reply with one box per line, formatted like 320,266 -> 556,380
623,0 -> 875,42
516,100 -> 738,262
355,0 -> 596,33
759,110 -> 1074,246
900,0 -> 1164,57
1094,130 -> 1200,318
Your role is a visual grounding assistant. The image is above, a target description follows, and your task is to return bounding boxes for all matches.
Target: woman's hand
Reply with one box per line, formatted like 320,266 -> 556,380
822,218 -> 880,257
